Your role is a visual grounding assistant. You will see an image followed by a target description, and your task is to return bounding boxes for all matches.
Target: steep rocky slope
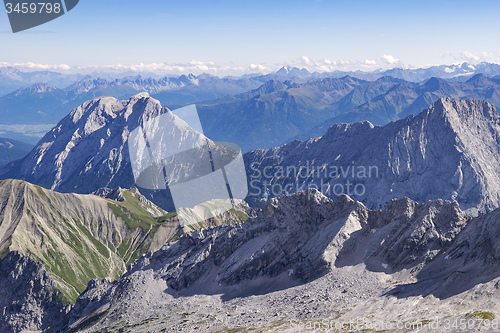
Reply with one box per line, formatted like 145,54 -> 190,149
0,93 -> 204,198
0,179 -> 249,332
112,190 -> 471,291
0,179 -> 174,303
61,189 -> 500,332
414,206 -> 500,299
0,252 -> 67,333
246,97 -> 500,214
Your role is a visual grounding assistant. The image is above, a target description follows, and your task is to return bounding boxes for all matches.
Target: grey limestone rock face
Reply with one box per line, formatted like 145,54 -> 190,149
139,190 -> 470,288
92,187 -> 125,202
414,206 -> 500,298
0,252 -> 67,333
68,189 -> 471,309
1,93 -> 171,194
57,187 -> 500,332
246,97 -> 500,214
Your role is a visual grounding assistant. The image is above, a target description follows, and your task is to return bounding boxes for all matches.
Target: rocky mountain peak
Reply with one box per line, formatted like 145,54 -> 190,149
68,96 -> 123,128
423,97 -> 499,135
178,74 -> 198,84
129,91 -> 150,100
2,94 -> 177,194
323,120 -> 374,138
15,82 -> 58,95
246,97 -> 500,214
434,96 -> 496,117
263,189 -> 360,221
423,76 -> 450,91
255,80 -> 288,94
466,73 -> 494,85
122,92 -> 164,123
276,66 -> 291,74
276,66 -> 311,78
92,186 -> 125,201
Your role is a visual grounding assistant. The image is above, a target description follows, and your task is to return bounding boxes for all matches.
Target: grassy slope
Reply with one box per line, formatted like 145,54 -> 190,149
0,180 -> 248,303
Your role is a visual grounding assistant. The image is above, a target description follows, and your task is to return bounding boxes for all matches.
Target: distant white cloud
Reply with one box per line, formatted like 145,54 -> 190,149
2,54 -> 496,77
291,56 -> 355,72
450,51 -> 495,64
0,61 -> 72,71
0,61 -> 249,76
381,54 -> 399,65
275,56 -> 390,72
300,56 -> 313,65
462,51 -> 480,62
249,64 -> 271,72
482,51 -> 493,58
0,57 -> 395,76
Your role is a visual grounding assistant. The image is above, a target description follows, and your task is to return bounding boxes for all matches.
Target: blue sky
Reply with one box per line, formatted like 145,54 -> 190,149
0,0 -> 499,75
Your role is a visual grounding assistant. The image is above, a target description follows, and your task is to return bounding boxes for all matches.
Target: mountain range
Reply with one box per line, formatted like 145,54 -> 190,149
268,62 -> 500,82
3,95 -> 500,217
0,67 -> 85,97
0,179 -> 248,331
3,73 -> 500,151
245,97 -> 500,215
3,89 -> 500,331
198,74 -> 500,151
2,62 -> 500,97
0,75 -> 266,126
6,189 -> 499,332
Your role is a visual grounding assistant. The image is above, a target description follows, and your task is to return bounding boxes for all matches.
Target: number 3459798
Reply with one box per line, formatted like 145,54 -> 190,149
5,3 -> 62,14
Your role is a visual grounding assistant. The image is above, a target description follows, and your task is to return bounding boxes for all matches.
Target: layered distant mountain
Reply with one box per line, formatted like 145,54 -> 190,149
245,98 -> 500,214
0,137 -> 32,166
267,62 -> 500,82
0,75 -> 267,125
197,77 -> 364,151
0,67 -> 84,97
2,68 -> 500,151
2,62 -> 499,96
0,83 -> 70,125
65,74 -> 267,105
198,74 -> 500,151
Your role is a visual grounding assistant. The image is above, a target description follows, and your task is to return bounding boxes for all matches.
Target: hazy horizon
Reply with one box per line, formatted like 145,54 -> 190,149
1,60 -> 498,77
1,0 -> 499,76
